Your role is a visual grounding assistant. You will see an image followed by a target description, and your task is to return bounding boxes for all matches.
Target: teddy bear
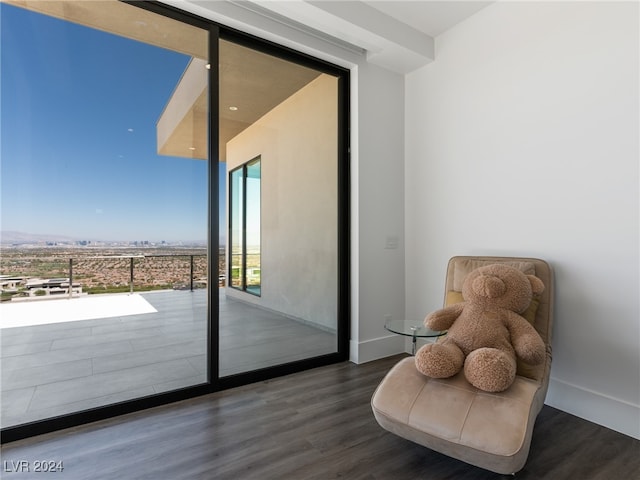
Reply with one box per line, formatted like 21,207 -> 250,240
414,263 -> 546,392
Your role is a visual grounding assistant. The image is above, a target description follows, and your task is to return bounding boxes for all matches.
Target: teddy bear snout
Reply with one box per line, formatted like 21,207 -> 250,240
472,274 -> 506,298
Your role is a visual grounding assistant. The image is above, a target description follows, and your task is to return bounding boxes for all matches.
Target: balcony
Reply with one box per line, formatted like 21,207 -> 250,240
1,284 -> 336,429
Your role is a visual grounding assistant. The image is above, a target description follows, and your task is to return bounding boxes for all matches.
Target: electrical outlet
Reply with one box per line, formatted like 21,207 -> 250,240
384,235 -> 399,249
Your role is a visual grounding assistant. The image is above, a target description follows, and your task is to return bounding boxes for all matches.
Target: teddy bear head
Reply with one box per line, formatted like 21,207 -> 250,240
461,263 -> 544,313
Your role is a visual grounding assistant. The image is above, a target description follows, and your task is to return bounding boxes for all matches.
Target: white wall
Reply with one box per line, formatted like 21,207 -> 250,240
404,1 -> 639,439
350,61 -> 407,363
226,75 -> 338,330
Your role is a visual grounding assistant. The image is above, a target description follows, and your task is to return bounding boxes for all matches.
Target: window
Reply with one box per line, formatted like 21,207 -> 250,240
229,156 -> 261,295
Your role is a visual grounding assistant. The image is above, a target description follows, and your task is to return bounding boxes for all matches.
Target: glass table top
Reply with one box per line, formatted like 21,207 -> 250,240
384,319 -> 446,338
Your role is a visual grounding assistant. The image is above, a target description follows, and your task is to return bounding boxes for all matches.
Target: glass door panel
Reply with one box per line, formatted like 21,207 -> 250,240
0,1 -> 209,428
218,39 -> 339,377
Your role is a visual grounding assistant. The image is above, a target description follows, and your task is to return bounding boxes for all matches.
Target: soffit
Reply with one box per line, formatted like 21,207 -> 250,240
160,40 -> 320,160
218,40 -> 320,161
4,0 -> 208,59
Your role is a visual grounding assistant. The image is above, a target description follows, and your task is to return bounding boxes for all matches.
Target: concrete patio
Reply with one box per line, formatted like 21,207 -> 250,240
0,289 -> 336,428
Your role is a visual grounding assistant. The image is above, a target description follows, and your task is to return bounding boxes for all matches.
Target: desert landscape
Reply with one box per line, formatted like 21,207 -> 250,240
0,245 -> 219,300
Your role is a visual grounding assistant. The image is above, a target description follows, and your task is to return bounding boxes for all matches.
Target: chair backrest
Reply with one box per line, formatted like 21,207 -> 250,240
443,256 -> 554,384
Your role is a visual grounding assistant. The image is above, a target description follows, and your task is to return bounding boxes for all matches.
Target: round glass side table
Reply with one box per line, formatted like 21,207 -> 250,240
384,319 -> 446,355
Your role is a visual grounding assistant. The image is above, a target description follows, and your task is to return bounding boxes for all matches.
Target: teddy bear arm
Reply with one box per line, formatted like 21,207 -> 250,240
424,303 -> 465,331
506,312 -> 546,365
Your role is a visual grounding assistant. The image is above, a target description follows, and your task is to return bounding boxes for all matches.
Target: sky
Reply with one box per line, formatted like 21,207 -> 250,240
1,4 -> 224,243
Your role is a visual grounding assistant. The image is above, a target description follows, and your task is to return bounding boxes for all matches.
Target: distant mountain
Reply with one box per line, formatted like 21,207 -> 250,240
0,231 -> 209,246
0,231 -> 79,245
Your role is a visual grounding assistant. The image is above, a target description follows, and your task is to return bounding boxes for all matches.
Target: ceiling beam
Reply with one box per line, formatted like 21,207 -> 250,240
171,0 -> 434,73
240,0 -> 435,73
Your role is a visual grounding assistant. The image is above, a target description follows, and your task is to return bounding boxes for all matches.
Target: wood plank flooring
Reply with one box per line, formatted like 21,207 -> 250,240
1,355 -> 639,480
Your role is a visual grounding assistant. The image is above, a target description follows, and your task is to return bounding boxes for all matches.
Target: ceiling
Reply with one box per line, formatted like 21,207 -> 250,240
189,0 -> 494,73
363,1 -> 493,37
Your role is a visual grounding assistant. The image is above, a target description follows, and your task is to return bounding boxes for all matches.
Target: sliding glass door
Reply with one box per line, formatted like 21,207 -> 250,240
1,0 -> 348,441
218,37 -> 344,378
0,0 -> 210,430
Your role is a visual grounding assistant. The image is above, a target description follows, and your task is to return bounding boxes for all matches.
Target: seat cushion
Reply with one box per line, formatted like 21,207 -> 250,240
371,357 -> 545,474
452,260 -> 535,291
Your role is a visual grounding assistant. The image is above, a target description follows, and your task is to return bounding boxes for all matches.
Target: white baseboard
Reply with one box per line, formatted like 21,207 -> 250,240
546,377 -> 640,440
350,334 -> 405,364
350,335 -> 442,364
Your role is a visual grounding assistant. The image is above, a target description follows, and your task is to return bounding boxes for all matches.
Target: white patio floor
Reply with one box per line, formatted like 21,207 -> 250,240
0,294 -> 157,327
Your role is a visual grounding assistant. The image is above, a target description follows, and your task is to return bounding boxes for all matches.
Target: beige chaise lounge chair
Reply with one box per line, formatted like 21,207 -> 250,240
371,256 -> 554,474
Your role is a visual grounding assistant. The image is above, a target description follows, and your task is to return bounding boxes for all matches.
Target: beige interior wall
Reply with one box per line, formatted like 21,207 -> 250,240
226,74 -> 338,331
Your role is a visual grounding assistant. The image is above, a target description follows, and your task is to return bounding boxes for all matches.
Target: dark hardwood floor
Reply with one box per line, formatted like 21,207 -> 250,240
1,355 -> 638,479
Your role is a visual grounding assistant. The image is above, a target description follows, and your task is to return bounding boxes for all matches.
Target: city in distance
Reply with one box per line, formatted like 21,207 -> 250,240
0,231 -> 223,302
0,230 -> 208,248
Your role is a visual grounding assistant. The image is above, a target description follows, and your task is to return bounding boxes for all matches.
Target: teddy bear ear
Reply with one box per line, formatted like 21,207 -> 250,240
527,275 -> 545,296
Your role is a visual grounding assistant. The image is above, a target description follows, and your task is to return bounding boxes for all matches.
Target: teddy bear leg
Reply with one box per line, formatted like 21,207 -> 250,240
464,348 -> 517,392
415,341 -> 464,378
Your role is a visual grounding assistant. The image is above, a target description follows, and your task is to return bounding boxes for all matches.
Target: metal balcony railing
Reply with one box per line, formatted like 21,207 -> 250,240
1,253 -> 211,301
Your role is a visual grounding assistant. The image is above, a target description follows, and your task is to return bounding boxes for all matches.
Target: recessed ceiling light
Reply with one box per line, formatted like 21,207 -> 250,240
188,147 -> 196,151
205,63 -> 211,70
229,106 -> 238,111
